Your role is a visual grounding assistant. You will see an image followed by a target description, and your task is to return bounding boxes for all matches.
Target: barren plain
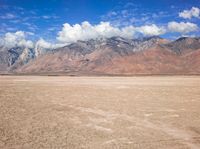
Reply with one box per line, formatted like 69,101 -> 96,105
0,76 -> 200,149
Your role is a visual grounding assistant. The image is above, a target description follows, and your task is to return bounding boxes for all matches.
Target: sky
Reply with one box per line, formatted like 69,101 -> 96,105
0,0 -> 200,48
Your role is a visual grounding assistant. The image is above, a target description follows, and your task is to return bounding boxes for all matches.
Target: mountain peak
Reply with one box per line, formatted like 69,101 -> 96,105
176,37 -> 200,42
1,36 -> 200,74
142,36 -> 162,40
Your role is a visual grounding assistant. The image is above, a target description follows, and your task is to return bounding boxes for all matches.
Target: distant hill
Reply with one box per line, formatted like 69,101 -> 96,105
1,36 -> 200,75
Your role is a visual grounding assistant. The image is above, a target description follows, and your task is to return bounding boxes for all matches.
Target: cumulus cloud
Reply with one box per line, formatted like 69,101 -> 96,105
35,38 -> 53,49
35,38 -> 65,49
168,21 -> 198,33
136,24 -> 166,36
120,26 -> 137,38
34,38 -> 66,56
1,31 -> 34,48
1,21 -> 199,53
57,21 -> 168,44
0,31 -> 64,55
179,7 -> 200,19
57,21 -> 137,43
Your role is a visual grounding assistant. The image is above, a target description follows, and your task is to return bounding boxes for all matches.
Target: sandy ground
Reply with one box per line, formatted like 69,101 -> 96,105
0,76 -> 200,149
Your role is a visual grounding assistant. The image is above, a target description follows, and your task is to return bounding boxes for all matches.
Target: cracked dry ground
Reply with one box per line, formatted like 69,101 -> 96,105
0,76 -> 200,149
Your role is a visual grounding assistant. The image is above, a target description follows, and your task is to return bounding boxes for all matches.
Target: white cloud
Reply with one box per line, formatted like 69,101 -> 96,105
0,13 -> 16,19
57,21 -> 138,43
94,22 -> 124,37
35,38 -> 53,49
179,7 -> 200,19
34,38 -> 52,56
42,15 -> 59,19
121,26 -> 137,38
2,31 -> 34,48
26,32 -> 35,36
42,15 -> 51,19
57,21 -> 168,43
0,31 -> 63,55
168,21 -> 198,33
107,11 -> 117,17
1,21 -> 199,54
34,38 -> 66,56
18,40 -> 34,48
136,24 -> 166,36
35,39 -> 64,49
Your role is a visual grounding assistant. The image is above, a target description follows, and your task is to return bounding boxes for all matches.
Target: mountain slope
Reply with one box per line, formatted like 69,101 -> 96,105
14,36 -> 200,75
0,36 -> 199,75
0,46 -> 34,72
164,37 -> 200,54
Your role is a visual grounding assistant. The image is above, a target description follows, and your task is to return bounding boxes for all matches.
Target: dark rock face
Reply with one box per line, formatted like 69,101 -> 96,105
164,37 -> 200,54
0,46 -> 35,71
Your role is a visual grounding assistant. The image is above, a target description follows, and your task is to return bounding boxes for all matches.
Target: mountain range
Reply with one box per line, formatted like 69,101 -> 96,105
0,36 -> 200,75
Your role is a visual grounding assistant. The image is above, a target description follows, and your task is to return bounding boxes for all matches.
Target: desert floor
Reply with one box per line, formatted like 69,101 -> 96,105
0,76 -> 200,149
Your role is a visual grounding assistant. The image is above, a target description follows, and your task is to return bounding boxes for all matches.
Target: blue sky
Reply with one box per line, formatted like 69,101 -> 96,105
0,0 -> 200,44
